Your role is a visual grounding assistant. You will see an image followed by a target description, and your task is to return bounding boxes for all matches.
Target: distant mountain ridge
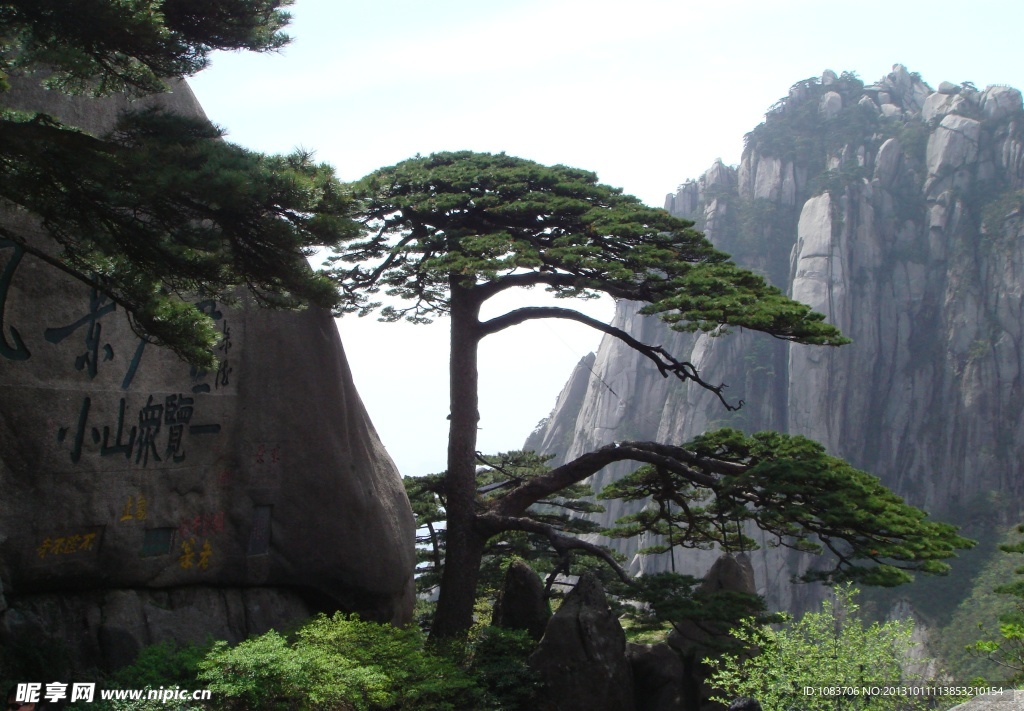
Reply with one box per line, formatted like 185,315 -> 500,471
526,65 -> 1024,613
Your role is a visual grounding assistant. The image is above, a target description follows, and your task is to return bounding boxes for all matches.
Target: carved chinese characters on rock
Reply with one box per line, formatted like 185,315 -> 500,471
36,290 -> 231,467
215,316 -> 233,389
189,300 -> 235,394
44,285 -> 118,379
55,392 -> 222,466
0,240 -> 30,360
36,529 -> 101,558
177,512 -> 224,572
119,495 -> 148,523
178,538 -> 213,570
178,511 -> 225,539
1,243 -> 241,572
0,245 -> 234,468
254,444 -> 281,467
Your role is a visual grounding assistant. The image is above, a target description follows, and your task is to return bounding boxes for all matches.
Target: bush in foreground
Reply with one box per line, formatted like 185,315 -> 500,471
198,614 -> 471,710
706,585 -> 961,711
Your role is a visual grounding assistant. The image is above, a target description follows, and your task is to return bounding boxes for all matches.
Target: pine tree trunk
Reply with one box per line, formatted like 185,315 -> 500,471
429,282 -> 486,641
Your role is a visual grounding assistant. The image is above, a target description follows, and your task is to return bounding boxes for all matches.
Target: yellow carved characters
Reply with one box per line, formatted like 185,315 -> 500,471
118,494 -> 148,522
37,532 -> 97,558
178,538 -> 213,570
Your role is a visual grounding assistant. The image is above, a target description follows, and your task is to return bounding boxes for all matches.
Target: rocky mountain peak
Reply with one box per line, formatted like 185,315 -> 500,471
536,66 -> 1024,614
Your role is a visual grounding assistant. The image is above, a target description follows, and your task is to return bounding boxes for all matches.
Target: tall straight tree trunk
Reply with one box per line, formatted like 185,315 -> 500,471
430,282 -> 487,640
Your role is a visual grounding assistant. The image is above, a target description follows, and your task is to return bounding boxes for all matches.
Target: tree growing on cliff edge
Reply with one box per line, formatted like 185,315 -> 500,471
330,150 -> 971,640
969,524 -> 1024,683
1,0 -> 357,367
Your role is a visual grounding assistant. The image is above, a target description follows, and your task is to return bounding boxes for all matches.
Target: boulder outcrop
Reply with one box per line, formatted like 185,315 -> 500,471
0,78 -> 416,671
668,555 -> 757,711
528,574 -> 635,711
492,559 -> 551,640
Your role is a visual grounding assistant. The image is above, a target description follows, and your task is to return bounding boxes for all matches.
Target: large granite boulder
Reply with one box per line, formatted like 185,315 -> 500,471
668,554 -> 756,653
491,559 -> 551,640
528,574 -> 635,711
0,78 -> 416,672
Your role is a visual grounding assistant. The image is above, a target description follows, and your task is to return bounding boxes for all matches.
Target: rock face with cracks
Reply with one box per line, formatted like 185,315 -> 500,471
0,78 -> 416,670
527,65 -> 1024,613
528,573 -> 635,711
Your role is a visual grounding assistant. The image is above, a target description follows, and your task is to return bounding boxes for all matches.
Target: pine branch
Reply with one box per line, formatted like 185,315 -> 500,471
492,441 -> 741,518
476,513 -> 632,584
479,306 -> 742,410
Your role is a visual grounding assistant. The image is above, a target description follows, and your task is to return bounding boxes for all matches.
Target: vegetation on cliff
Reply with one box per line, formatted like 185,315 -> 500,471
965,524 -> 1024,684
0,0 -> 358,367
64,616 -> 538,711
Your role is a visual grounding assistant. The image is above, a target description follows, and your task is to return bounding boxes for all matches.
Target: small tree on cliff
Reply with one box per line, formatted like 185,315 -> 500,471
330,151 -> 971,640
1,0 -> 357,367
969,524 -> 1024,683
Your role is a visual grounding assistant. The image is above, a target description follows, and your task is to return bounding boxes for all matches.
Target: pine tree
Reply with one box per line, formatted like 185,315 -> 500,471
330,150 -> 971,640
1,1 -> 358,367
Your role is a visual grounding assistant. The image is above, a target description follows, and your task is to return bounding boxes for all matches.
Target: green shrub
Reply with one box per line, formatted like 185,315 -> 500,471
84,694 -> 206,711
52,613 -> 541,711
706,585 -> 954,711
934,566 -> 1020,682
464,627 -> 540,711
108,640 -> 208,691
68,640 -> 212,711
197,614 -> 479,710
967,524 -> 1024,684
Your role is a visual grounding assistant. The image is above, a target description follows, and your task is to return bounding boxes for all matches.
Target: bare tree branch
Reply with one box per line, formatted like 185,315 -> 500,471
473,270 -> 657,303
476,513 -> 633,584
331,225 -> 412,291
474,271 -> 581,300
479,306 -> 742,411
474,451 -> 521,494
544,558 -> 570,597
491,440 -> 746,518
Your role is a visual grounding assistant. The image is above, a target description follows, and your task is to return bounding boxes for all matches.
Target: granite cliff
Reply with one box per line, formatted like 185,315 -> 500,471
527,65 -> 1024,612
0,79 -> 416,671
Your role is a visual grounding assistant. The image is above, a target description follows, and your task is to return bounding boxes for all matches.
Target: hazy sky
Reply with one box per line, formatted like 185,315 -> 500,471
188,0 -> 1024,477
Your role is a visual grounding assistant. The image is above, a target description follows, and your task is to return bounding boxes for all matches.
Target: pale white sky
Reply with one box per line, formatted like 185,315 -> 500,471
188,0 -> 1024,477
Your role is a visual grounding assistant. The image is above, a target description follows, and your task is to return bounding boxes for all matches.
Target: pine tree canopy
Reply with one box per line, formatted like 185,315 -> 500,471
0,0 -> 293,95
330,150 -> 848,346
598,429 -> 974,587
1,0 -> 358,367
